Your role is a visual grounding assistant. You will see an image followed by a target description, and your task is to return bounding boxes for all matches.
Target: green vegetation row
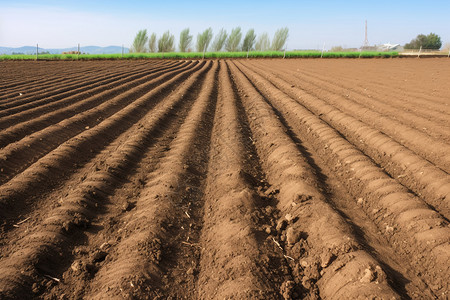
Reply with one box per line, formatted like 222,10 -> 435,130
0,51 -> 399,61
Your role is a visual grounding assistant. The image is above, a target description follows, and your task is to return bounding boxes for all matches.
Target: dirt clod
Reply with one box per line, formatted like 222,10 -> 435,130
280,280 -> 296,300
286,227 -> 299,245
360,267 -> 376,283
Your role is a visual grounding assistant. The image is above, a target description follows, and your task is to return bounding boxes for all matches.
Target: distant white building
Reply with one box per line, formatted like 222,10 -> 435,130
378,43 -> 402,51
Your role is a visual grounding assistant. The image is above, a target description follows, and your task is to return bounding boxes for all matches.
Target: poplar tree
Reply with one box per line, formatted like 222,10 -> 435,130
149,33 -> 157,53
196,28 -> 213,52
242,29 -> 256,52
255,32 -> 270,51
131,29 -> 148,53
158,31 -> 175,52
225,27 -> 242,52
271,27 -> 289,51
211,28 -> 227,52
179,28 -> 193,52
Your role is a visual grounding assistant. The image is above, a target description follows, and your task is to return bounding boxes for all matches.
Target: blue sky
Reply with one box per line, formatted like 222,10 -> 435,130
0,0 -> 449,50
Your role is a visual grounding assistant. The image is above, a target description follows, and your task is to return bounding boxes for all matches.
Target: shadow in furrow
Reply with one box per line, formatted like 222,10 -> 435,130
234,63 -> 412,299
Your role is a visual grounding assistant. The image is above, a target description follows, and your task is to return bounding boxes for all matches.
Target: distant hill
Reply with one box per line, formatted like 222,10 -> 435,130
0,45 -> 130,55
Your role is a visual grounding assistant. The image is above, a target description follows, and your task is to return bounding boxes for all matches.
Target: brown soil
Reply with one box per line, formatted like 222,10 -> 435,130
0,58 -> 449,299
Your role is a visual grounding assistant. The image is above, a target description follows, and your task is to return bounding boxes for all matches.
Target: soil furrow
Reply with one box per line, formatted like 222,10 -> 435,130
0,62 -> 103,94
0,61 -> 195,185
240,61 -> 450,220
0,61 -> 212,299
349,74 -> 450,107
42,85 -> 196,299
0,61 -> 151,101
0,63 -> 132,105
244,62 -> 450,173
261,61 -> 450,118
0,61 -> 205,223
0,60 -> 168,111
235,61 -> 449,298
228,61 -> 400,299
0,61 -> 183,129
0,58 -> 447,299
237,62 -> 437,299
265,59 -> 450,109
0,66 -> 118,103
289,65 -> 450,127
84,61 -> 218,299
293,66 -> 450,141
197,61 -> 287,299
261,63 -> 450,141
0,61 -> 187,146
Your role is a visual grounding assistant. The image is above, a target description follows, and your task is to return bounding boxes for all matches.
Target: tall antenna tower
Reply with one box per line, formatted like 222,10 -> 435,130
363,20 -> 369,47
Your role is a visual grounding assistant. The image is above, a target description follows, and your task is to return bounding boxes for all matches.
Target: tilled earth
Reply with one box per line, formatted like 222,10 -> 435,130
0,58 -> 449,299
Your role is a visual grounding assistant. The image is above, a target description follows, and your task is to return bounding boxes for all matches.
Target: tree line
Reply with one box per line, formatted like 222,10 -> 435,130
404,33 -> 442,50
130,27 -> 289,53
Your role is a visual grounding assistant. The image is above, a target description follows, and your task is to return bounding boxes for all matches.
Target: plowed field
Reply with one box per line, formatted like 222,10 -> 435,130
0,58 -> 449,299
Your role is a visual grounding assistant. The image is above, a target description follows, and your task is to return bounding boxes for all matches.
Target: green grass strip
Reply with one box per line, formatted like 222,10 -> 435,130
0,51 -> 399,60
